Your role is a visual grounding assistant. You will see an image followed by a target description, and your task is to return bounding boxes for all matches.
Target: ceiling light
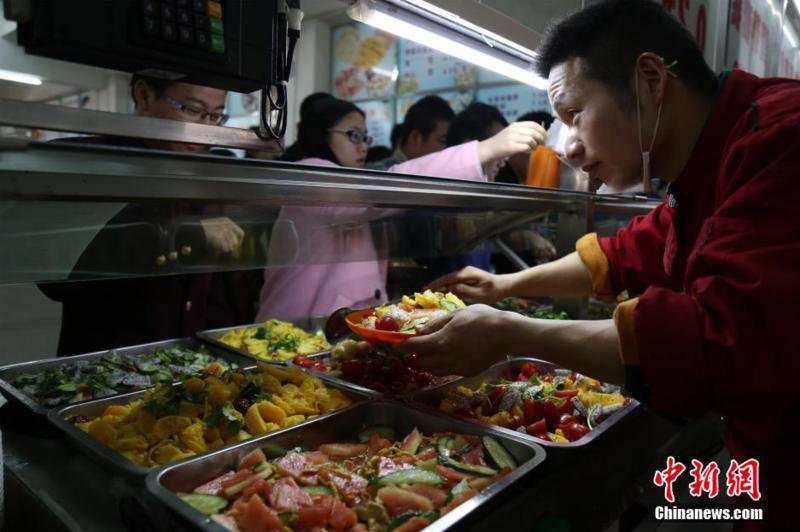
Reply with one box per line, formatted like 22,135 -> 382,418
0,68 -> 43,86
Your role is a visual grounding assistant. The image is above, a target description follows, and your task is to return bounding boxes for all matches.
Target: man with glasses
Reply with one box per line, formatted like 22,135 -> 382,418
41,75 -> 249,357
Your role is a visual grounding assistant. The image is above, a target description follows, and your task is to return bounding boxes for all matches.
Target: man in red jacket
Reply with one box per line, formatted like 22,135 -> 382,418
400,0 -> 799,528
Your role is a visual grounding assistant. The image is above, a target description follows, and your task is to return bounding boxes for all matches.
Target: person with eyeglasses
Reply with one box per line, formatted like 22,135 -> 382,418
40,75 -> 252,357
256,97 -> 546,322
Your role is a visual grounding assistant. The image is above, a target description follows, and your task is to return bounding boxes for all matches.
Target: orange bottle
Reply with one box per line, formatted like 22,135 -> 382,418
526,146 -> 560,188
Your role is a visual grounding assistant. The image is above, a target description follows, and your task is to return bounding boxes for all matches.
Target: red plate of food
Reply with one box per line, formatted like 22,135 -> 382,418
344,291 -> 466,344
345,309 -> 416,344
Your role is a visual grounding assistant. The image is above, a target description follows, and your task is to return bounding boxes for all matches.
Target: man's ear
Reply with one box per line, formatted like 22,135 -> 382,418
132,80 -> 154,113
634,52 -> 669,104
405,129 -> 423,152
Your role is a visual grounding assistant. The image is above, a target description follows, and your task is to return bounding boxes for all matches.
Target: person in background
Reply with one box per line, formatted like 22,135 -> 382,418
40,74 -> 248,355
366,145 -> 392,163
281,92 -> 335,162
445,102 -> 508,181
368,95 -> 455,170
399,0 -> 800,527
257,97 -> 545,321
496,111 -> 555,184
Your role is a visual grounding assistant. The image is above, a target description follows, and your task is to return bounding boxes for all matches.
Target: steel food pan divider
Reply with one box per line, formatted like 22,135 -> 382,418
0,337 -> 256,417
148,400 -> 546,532
195,316 -> 329,367
409,357 -> 640,451
47,371 -> 375,481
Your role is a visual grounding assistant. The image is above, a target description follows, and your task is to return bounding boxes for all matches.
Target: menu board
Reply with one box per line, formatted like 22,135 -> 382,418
476,84 -> 552,122
358,99 -> 395,148
477,67 -> 513,85
395,90 -> 474,123
397,41 -> 477,94
332,24 -> 397,101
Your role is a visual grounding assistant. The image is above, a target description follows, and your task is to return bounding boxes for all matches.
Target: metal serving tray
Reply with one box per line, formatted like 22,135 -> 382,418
196,316 -> 329,366
47,371 -> 374,480
410,357 -> 640,451
0,337 -> 256,417
147,400 -> 546,532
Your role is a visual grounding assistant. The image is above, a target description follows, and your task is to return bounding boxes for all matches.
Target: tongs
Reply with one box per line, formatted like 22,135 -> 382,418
323,306 -> 354,343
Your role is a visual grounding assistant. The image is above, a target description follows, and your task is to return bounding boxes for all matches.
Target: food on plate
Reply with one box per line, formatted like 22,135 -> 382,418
334,67 -> 365,99
360,290 -> 465,333
73,365 -> 352,467
294,340 -> 446,395
218,319 -> 329,362
11,346 -> 237,408
176,427 -> 516,531
354,33 -> 394,71
438,361 -> 629,444
334,26 -> 360,63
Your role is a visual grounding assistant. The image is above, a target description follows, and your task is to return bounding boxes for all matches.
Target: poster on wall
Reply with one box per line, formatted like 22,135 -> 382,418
722,0 -> 783,76
395,90 -> 474,123
359,99 -> 395,149
332,24 -> 397,101
476,84 -> 552,122
397,40 -> 477,94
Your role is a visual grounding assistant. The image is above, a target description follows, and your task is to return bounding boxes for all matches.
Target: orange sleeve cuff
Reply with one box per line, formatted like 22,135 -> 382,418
575,233 -> 615,303
613,297 -> 640,365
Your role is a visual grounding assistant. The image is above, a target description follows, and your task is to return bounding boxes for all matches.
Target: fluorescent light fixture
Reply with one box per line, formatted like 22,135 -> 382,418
0,68 -> 42,85
348,0 -> 548,90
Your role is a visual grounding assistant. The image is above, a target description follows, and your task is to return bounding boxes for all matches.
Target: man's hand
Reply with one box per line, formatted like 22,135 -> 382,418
395,304 -> 512,376
200,217 -> 245,255
425,266 -> 511,304
478,121 -> 547,163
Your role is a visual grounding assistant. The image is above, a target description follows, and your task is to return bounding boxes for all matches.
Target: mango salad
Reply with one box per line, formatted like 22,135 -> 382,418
218,319 -> 329,362
74,364 -> 353,467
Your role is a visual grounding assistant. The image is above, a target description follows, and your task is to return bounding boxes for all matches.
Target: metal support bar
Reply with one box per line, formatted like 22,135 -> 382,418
493,237 -> 530,271
0,98 -> 274,151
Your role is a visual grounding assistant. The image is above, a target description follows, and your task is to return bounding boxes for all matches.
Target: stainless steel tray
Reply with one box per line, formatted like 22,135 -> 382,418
196,316 -> 329,366
0,337 -> 256,417
409,357 -> 639,451
147,400 -> 546,532
47,370 -> 374,480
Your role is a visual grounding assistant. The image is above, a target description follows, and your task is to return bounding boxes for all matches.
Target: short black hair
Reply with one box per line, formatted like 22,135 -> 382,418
296,97 -> 365,165
299,92 -> 335,121
130,73 -> 176,106
534,0 -> 717,104
445,102 -> 508,146
518,111 -> 554,130
397,95 -> 455,146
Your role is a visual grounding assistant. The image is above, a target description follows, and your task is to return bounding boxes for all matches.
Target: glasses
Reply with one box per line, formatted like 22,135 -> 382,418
161,95 -> 229,126
329,128 -> 373,146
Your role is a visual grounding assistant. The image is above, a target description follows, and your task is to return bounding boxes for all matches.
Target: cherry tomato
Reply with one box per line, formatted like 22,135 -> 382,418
365,356 -> 384,374
558,414 -> 577,426
293,355 -> 311,368
402,353 -> 421,370
523,400 -> 544,424
556,397 -> 575,417
542,374 -> 553,382
526,418 -> 547,435
341,359 -> 364,380
520,362 -> 539,377
375,316 -> 399,331
412,370 -> 433,386
488,387 -> 506,405
543,400 -> 560,426
562,421 -> 590,441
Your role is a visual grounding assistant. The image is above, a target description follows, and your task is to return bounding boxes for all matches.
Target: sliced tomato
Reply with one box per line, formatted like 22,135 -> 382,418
543,400 -> 560,425
302,451 -> 329,465
407,484 -> 448,508
368,432 -> 393,455
242,480 -> 271,501
293,355 -> 312,368
488,387 -> 506,405
556,397 -> 575,417
296,504 -> 328,530
415,447 -> 437,461
526,418 -> 547,436
236,493 -> 283,532
435,464 -> 474,483
193,471 -> 236,496
377,486 -> 434,517
238,448 -> 267,471
268,477 -> 313,512
276,451 -> 307,477
441,489 -> 478,515
523,399 -> 544,424
328,498 -> 358,531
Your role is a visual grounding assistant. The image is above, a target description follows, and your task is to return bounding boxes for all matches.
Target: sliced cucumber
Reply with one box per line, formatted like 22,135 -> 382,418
302,485 -> 333,496
450,479 -> 470,499
437,437 -> 455,458
482,436 -> 517,470
179,493 -> 228,515
445,457 -> 498,477
373,468 -> 444,486
253,461 -> 274,478
387,510 -> 439,531
358,425 -> 398,443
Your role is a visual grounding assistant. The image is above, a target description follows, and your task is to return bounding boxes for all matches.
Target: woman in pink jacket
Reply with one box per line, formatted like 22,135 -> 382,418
256,97 -> 544,321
